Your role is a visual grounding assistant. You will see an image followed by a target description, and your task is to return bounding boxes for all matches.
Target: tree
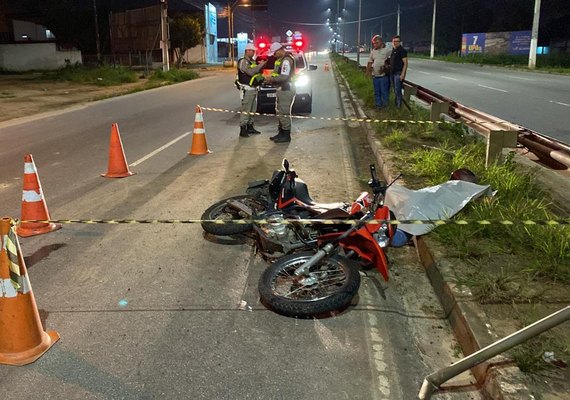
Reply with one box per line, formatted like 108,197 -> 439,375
170,15 -> 205,67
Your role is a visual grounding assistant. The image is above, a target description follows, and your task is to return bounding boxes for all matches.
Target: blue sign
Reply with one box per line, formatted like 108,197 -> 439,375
461,33 -> 485,55
204,3 -> 218,64
509,31 -> 531,55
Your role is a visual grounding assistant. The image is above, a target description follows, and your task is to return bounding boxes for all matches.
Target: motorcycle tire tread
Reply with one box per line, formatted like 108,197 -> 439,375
258,252 -> 361,318
201,195 -> 265,236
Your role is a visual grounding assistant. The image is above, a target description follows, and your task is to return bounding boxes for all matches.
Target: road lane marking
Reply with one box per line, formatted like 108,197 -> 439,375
550,100 -> 570,107
418,71 -> 430,75
478,84 -> 508,93
129,131 -> 192,167
440,75 -> 458,81
509,76 -> 534,81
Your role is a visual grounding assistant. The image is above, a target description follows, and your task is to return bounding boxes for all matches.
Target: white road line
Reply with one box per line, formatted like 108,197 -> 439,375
129,131 -> 192,167
509,76 -> 534,81
478,84 -> 508,93
418,71 -> 430,75
550,100 -> 570,107
440,75 -> 458,81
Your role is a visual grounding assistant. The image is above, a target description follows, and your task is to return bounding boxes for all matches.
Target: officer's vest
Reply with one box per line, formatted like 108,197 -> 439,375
237,57 -> 262,87
272,53 -> 296,90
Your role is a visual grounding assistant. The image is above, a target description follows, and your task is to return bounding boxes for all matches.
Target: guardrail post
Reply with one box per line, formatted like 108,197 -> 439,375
430,101 -> 449,122
404,85 -> 417,105
486,130 -> 518,167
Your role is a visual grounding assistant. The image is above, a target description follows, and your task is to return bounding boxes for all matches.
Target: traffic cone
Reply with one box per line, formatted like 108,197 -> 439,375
101,123 -> 135,178
188,105 -> 211,155
17,154 -> 62,238
0,217 -> 60,366
324,63 -> 330,72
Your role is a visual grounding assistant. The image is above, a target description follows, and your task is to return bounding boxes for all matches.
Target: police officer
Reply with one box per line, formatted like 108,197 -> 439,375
237,43 -> 266,137
264,42 -> 296,143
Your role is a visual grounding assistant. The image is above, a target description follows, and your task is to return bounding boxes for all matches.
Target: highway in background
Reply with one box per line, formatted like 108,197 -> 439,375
347,53 -> 570,143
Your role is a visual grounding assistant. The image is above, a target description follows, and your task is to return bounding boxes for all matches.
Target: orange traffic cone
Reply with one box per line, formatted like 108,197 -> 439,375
101,123 -> 135,178
17,154 -> 62,238
188,105 -> 211,155
0,217 -> 60,366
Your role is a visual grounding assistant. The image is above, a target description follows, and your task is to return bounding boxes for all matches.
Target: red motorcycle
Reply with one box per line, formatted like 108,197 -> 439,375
201,159 -> 370,256
258,164 -> 398,318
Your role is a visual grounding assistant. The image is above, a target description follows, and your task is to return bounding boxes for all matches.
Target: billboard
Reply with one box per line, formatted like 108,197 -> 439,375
461,31 -> 531,56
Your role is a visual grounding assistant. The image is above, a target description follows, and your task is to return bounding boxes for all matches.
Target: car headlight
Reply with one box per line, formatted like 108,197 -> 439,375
295,74 -> 310,88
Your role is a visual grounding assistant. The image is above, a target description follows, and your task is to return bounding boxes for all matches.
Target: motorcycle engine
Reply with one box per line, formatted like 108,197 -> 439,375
255,213 -> 319,256
262,214 -> 296,242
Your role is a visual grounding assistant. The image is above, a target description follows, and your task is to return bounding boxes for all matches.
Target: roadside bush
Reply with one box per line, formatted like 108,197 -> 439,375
49,64 -> 138,86
150,68 -> 199,83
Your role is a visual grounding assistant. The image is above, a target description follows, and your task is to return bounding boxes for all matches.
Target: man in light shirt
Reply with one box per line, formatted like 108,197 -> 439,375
366,35 -> 391,109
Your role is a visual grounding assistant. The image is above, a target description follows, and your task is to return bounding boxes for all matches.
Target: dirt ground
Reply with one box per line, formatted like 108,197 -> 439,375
2,72 -> 568,399
0,74 -> 150,123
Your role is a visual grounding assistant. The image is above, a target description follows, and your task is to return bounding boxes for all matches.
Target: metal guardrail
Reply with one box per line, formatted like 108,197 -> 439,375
403,81 -> 570,169
418,305 -> 570,399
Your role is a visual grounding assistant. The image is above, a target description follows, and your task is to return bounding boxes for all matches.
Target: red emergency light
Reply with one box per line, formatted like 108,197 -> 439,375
293,40 -> 304,49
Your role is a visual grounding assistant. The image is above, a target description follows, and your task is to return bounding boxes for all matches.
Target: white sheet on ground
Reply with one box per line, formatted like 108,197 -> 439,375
384,180 -> 493,236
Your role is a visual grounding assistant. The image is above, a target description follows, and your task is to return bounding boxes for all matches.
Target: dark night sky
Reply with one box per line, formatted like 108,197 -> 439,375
8,0 -> 569,53
220,0 -> 568,52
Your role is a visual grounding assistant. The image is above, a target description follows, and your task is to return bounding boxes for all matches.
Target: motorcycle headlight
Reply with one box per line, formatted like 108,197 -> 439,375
375,231 -> 390,248
295,74 -> 310,88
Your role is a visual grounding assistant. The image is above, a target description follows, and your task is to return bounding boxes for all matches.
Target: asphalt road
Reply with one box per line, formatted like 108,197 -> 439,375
0,55 -> 479,399
346,53 -> 570,143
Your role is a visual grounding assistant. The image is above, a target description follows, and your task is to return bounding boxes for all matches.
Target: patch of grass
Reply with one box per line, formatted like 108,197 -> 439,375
46,64 -> 139,86
332,54 -> 570,285
383,128 -> 407,150
149,68 -> 199,83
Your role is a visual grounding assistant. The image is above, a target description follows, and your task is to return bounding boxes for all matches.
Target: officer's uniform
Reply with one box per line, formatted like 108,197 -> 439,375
266,42 -> 296,143
236,44 -> 265,137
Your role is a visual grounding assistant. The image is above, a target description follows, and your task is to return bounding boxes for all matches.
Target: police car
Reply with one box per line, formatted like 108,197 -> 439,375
254,34 -> 317,114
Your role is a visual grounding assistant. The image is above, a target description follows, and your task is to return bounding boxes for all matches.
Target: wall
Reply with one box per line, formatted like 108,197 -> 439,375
0,42 -> 82,71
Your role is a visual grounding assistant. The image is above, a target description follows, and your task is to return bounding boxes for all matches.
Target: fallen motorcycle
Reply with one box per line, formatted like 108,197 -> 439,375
201,159 -> 368,256
258,164 -> 397,318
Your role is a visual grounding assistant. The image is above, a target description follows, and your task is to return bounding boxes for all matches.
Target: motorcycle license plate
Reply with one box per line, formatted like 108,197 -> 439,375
267,93 -> 276,98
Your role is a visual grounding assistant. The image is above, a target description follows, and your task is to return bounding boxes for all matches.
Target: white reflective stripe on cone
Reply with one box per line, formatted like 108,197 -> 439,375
193,129 -> 205,134
24,162 -> 37,174
22,190 -> 43,202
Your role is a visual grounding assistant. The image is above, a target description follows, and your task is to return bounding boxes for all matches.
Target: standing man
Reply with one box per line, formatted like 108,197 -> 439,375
237,43 -> 266,137
264,42 -> 296,143
389,35 -> 408,108
366,35 -> 391,109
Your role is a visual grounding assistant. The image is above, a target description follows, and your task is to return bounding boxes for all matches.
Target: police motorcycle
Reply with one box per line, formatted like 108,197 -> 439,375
257,164 -> 399,318
201,160 -> 393,259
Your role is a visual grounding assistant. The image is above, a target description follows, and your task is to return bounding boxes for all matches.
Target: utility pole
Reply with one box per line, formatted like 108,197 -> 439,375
430,0 -> 436,59
356,0 -> 362,65
160,0 -> 170,72
397,3 -> 400,36
92,0 -> 101,62
528,0 -> 541,69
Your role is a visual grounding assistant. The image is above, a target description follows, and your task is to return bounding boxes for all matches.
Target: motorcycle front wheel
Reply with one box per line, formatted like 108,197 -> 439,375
258,251 -> 361,318
201,195 -> 268,236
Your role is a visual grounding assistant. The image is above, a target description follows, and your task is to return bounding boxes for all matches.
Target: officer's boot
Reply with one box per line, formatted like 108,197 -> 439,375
272,129 -> 291,143
247,123 -> 261,135
239,125 -> 251,137
269,126 -> 284,141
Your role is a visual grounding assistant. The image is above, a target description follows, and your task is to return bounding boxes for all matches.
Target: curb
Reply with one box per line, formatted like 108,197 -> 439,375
333,59 -> 534,399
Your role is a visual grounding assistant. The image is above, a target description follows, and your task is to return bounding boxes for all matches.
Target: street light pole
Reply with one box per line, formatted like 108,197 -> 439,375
430,0 -> 436,59
160,0 -> 170,72
396,2 -> 400,36
356,0 -> 362,65
92,0 -> 101,62
528,0 -> 541,69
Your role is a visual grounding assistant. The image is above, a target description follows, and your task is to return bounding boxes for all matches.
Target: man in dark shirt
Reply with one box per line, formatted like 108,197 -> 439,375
389,35 -> 408,108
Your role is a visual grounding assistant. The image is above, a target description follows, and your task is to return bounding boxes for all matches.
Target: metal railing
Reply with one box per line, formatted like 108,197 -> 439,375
418,305 -> 570,399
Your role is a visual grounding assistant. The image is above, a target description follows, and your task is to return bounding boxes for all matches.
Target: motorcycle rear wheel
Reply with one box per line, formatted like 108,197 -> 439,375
258,251 -> 361,318
201,195 -> 267,236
